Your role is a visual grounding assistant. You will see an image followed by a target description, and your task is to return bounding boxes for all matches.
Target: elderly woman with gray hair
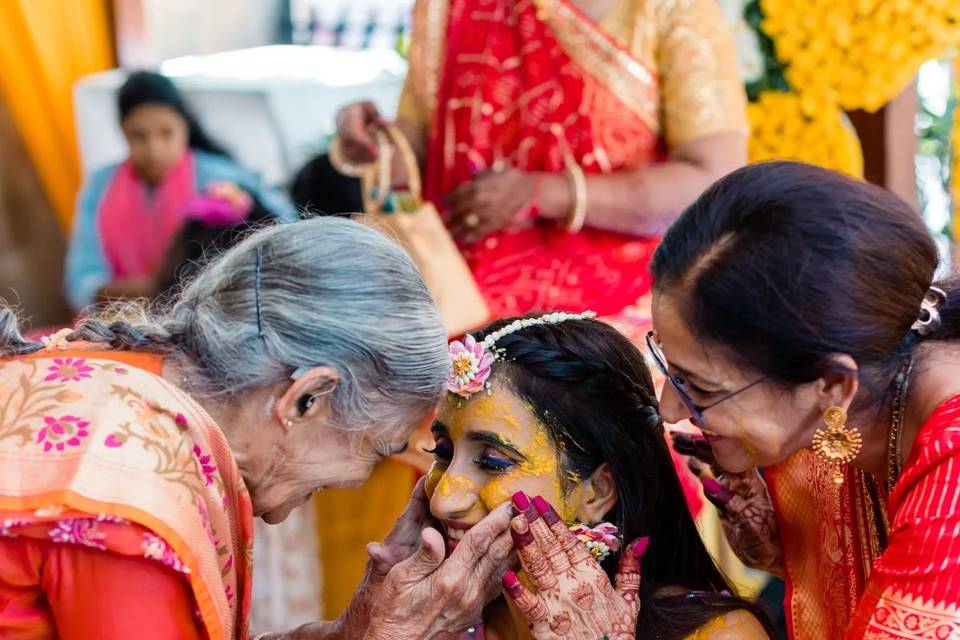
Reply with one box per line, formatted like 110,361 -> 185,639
0,217 -> 512,640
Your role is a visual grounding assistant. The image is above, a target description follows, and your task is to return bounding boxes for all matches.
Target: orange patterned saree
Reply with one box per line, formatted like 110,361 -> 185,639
0,349 -> 253,639
765,395 -> 960,639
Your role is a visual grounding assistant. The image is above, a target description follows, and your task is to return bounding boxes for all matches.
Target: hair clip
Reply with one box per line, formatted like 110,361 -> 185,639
254,246 -> 265,340
911,286 -> 947,337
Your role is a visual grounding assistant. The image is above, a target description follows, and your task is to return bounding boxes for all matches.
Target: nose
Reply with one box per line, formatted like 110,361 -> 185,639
428,471 -> 480,521
658,381 -> 694,425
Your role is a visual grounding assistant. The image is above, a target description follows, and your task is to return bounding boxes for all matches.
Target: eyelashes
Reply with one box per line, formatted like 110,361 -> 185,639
424,442 -> 516,473
474,454 -> 515,472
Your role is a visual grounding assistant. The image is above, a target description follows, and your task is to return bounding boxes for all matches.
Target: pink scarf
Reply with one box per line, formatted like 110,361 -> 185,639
98,152 -> 195,279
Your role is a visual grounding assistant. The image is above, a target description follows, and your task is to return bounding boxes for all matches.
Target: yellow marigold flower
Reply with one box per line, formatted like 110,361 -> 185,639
761,0 -> 960,112
748,92 -> 863,177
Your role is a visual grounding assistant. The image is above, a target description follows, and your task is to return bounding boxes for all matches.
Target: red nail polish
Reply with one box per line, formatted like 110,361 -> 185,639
702,477 -> 735,504
633,536 -> 650,559
501,571 -> 519,589
532,495 -> 560,526
512,491 -> 530,511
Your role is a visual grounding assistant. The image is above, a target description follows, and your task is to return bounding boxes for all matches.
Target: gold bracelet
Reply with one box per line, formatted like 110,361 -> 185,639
564,162 -> 587,233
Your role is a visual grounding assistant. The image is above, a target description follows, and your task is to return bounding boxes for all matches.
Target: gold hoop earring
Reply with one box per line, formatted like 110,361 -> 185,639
812,406 -> 862,486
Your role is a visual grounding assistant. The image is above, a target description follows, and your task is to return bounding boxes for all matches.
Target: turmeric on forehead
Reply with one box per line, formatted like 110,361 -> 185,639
443,387 -> 573,517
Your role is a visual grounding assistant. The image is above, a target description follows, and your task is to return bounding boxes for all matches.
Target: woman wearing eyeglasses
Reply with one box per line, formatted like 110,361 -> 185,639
644,161 -> 960,638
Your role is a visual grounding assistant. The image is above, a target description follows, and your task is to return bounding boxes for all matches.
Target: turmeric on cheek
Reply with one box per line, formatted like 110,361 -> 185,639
479,479 -> 512,510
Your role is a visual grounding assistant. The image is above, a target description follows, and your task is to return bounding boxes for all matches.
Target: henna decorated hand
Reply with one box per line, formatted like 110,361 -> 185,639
672,432 -> 783,576
502,492 -> 647,640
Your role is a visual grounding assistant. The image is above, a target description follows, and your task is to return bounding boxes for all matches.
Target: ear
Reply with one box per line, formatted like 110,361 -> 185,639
572,463 -> 618,524
815,354 -> 859,415
274,365 -> 340,429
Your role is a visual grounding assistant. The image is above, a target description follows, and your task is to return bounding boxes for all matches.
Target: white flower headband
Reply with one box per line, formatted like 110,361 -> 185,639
446,311 -> 597,398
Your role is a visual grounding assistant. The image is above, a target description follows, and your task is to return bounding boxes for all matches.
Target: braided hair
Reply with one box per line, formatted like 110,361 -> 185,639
474,317 -> 774,639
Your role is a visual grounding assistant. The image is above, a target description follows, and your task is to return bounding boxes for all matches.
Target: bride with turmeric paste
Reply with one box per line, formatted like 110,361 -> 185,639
427,313 -> 774,639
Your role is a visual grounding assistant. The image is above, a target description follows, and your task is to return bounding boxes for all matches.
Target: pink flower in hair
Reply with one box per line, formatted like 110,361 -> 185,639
446,334 -> 494,398
569,522 -> 621,561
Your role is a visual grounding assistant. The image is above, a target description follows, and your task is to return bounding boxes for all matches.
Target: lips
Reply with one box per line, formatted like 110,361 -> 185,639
443,520 -> 472,553
702,432 -> 726,445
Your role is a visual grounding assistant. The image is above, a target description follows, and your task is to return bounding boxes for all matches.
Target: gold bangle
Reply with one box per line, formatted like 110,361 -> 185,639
564,162 -> 587,233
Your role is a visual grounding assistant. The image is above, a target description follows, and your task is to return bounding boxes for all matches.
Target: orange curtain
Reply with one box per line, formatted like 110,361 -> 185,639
0,0 -> 115,230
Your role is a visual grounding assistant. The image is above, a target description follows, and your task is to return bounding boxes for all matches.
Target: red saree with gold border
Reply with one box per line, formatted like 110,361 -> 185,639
411,0 -> 662,331
765,395 -> 960,639
0,348 -> 253,639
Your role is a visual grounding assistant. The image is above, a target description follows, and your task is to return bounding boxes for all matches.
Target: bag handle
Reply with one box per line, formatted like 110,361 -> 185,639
330,123 -> 424,213
363,129 -> 392,213
379,123 -> 423,206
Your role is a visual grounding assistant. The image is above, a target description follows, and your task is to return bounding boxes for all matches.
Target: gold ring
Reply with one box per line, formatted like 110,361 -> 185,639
464,213 -> 480,228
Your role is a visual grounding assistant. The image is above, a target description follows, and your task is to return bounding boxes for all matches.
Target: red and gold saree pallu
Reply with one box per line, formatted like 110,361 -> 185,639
766,450 -> 890,639
414,0 -> 662,324
0,349 -> 254,639
767,395 -> 960,640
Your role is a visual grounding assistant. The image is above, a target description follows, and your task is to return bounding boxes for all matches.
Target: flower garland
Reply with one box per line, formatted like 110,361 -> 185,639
720,0 -> 959,179
445,311 -> 597,398
761,0 -> 960,113
747,92 -> 863,177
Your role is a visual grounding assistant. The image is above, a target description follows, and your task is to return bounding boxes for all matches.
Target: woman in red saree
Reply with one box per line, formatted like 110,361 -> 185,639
647,162 -> 960,638
0,218 -> 517,640
337,0 -> 748,342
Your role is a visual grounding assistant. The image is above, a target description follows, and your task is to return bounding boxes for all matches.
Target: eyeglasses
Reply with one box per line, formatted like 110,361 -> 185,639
645,331 -> 766,428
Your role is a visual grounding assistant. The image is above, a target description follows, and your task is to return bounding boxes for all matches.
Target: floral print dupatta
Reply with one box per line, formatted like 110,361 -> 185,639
0,349 -> 253,640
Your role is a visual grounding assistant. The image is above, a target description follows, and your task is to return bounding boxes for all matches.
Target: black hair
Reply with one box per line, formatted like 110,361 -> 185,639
290,153 -> 363,216
118,70 -> 231,158
475,317 -> 774,639
154,189 -> 278,300
650,161 -> 952,412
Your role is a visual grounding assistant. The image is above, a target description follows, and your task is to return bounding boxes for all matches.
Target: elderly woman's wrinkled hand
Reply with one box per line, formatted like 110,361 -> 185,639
502,492 -> 646,640
362,502 -> 514,640
330,478 -> 438,639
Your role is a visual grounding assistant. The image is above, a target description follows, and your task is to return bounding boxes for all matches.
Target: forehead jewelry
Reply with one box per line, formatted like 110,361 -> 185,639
445,311 -> 597,398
